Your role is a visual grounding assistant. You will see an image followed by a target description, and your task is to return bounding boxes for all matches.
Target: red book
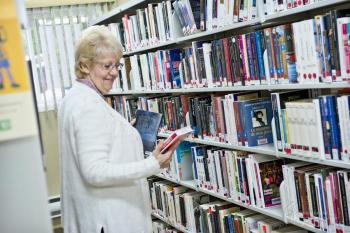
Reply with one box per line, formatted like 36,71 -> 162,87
160,127 -> 193,153
222,38 -> 233,86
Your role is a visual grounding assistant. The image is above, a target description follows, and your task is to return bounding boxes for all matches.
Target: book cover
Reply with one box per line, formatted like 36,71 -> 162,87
134,110 -> 162,152
258,159 -> 284,207
174,141 -> 196,181
240,98 -> 273,146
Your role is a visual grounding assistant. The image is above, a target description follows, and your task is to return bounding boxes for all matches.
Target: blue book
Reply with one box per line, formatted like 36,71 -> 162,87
241,98 -> 273,146
319,96 -> 332,159
175,141 -> 196,181
255,31 -> 266,83
191,146 -> 199,182
134,110 -> 162,153
324,95 -> 342,160
168,49 -> 182,88
227,214 -> 234,233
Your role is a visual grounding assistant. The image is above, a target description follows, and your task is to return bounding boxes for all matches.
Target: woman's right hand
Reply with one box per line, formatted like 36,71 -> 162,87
152,140 -> 181,169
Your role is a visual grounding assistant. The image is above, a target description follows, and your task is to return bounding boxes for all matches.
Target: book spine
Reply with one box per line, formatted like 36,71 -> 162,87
245,33 -> 255,85
327,96 -> 342,160
223,38 -> 233,86
264,28 -> 276,84
319,96 -> 332,159
255,31 -> 266,84
237,35 -> 248,85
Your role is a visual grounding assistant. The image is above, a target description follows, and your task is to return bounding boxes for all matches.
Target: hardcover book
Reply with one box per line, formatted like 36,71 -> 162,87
134,109 -> 163,152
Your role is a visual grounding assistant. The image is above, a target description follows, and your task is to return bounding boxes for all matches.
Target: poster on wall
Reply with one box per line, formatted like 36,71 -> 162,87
0,0 -> 37,142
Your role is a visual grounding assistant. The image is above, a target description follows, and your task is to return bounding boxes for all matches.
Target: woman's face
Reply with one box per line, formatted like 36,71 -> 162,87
88,53 -> 120,94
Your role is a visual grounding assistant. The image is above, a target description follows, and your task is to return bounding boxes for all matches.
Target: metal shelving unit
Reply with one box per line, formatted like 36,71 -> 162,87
97,0 -> 350,232
107,82 -> 350,95
156,174 -> 323,233
158,131 -> 350,169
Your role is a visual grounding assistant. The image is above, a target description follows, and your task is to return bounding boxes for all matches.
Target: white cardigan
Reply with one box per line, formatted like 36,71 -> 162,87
58,82 -> 160,233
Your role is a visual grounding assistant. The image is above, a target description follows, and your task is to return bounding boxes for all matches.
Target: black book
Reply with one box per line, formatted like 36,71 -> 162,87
134,110 -> 162,152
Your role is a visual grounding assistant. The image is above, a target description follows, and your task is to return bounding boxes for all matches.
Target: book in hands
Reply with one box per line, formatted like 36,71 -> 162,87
161,126 -> 193,153
134,110 -> 162,152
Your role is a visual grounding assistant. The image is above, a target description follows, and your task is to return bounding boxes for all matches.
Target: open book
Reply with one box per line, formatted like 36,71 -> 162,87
161,126 -> 193,153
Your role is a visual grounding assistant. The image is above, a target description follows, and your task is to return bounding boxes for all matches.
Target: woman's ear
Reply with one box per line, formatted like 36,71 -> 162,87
80,62 -> 90,75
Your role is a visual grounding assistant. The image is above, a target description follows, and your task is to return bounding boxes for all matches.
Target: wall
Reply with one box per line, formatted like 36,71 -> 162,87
39,110 -> 60,197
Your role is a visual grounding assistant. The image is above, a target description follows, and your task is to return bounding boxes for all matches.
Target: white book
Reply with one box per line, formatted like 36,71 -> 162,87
203,42 -> 214,88
217,0 -> 226,27
337,97 -> 347,161
343,96 -> 350,161
312,98 -> 325,159
245,157 -> 256,206
213,150 -> 224,196
166,1 -> 174,39
148,4 -> 157,43
337,17 -> 350,81
225,151 -> 236,200
137,9 -> 147,46
130,55 -> 142,90
157,3 -> 166,42
144,7 -> 151,43
140,54 -> 151,90
228,0 -> 235,24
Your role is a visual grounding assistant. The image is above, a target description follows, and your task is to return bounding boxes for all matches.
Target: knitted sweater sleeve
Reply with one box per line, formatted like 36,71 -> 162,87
73,102 -> 160,187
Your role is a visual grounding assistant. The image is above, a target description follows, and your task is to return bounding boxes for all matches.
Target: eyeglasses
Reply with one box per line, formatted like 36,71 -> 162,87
96,62 -> 124,72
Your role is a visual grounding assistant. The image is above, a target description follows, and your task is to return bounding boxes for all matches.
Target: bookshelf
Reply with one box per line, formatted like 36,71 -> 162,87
156,174 -> 324,233
157,131 -> 350,169
98,0 -> 350,232
92,0 -> 350,57
107,82 -> 350,96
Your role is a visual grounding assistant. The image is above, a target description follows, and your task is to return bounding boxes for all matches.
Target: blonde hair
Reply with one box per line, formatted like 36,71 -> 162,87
74,25 -> 123,79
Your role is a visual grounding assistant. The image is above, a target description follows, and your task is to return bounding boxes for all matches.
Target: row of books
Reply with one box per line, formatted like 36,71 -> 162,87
158,141 -> 350,232
107,88 -> 350,161
272,90 -> 350,162
119,1 -> 178,52
136,93 -> 274,147
148,177 -> 308,233
281,162 -> 350,232
263,0 -> 327,16
114,11 -> 350,91
109,0 -> 259,52
107,0 -> 335,53
163,144 -> 284,209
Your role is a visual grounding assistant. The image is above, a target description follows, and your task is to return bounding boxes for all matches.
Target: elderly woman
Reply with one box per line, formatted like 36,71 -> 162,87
58,26 -> 177,233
